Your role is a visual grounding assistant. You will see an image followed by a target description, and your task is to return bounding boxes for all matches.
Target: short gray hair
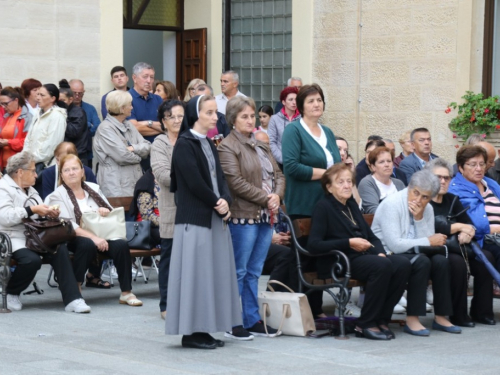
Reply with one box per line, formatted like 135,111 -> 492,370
287,77 -> 302,86
196,84 -> 214,96
425,158 -> 453,177
226,96 -> 256,127
6,152 -> 35,176
408,169 -> 440,197
106,90 -> 133,116
133,62 -> 154,76
222,70 -> 239,83
383,138 -> 394,144
464,133 -> 483,146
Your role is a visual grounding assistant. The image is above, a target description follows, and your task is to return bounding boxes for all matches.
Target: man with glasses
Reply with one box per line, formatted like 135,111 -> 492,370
69,79 -> 101,168
399,127 -> 439,182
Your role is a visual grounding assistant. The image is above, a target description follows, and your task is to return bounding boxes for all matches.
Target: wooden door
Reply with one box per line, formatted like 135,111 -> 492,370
177,28 -> 207,94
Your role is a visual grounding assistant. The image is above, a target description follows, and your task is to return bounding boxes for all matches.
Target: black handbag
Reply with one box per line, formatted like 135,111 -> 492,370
126,221 -> 152,250
413,245 -> 448,258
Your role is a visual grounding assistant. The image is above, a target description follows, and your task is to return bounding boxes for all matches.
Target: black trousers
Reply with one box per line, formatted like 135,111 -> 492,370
64,238 -> 97,284
263,244 -> 290,277
395,253 -> 453,316
449,250 -> 494,322
159,237 -> 173,312
72,237 -> 133,292
7,247 -> 82,306
351,254 -> 411,328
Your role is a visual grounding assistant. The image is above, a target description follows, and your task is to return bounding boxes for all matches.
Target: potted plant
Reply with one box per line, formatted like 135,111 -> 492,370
446,91 -> 500,139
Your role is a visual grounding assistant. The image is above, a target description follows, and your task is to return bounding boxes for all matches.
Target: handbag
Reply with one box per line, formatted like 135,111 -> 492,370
413,245 -> 448,258
23,217 -> 76,255
258,280 -> 316,337
81,207 -> 126,240
126,221 -> 152,250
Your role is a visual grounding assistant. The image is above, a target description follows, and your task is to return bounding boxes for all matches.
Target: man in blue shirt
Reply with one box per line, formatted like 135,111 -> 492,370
101,66 -> 130,119
128,62 -> 163,170
70,79 -> 101,167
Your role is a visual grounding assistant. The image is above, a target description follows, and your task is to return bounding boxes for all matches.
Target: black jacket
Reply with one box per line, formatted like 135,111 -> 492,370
216,112 -> 231,137
308,195 -> 385,278
64,103 -> 90,157
170,130 -> 232,228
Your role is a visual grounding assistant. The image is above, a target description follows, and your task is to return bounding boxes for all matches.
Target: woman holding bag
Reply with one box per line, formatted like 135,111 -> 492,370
45,154 -> 142,306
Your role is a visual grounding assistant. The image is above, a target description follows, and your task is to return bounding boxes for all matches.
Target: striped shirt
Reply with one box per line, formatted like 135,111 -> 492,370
482,184 -> 500,225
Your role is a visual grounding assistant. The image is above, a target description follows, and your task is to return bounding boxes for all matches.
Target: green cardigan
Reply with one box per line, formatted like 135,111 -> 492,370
282,120 -> 341,217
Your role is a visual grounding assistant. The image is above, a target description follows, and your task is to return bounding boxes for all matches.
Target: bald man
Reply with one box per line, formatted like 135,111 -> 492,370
254,130 -> 269,144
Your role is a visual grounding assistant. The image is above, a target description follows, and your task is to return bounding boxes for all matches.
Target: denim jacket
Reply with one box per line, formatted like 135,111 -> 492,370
448,172 -> 500,246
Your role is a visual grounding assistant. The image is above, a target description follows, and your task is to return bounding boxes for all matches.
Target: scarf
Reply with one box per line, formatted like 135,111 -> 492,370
62,182 -> 113,225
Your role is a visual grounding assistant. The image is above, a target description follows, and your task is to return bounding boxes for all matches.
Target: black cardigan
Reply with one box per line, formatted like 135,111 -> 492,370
308,195 -> 385,278
430,192 -> 472,236
170,130 -> 232,228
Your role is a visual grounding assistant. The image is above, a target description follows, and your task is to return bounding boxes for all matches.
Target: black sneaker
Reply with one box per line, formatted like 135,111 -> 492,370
247,321 -> 282,338
224,325 -> 254,341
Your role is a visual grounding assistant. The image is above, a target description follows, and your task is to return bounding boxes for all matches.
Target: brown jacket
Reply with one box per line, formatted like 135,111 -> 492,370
218,130 -> 285,220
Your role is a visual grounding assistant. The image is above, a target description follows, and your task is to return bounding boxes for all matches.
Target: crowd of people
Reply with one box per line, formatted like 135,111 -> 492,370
2,62 -> 500,349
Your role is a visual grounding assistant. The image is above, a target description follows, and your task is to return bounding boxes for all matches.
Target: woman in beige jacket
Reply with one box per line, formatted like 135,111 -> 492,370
151,99 -> 184,319
93,91 -> 151,197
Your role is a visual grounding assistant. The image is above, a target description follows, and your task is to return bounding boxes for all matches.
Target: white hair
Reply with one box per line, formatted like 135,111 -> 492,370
133,62 -> 155,76
287,77 -> 302,86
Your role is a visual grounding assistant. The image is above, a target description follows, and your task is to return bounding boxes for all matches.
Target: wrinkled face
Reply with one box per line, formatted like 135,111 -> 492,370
371,151 -> 393,178
220,74 -> 238,95
336,140 -> 348,162
411,131 -> 432,157
111,71 -> 128,90
0,95 -> 19,114
282,93 -> 297,113
258,112 -> 270,128
289,79 -> 302,90
61,158 -> 84,186
69,81 -> 84,105
133,68 -> 155,95
459,155 -> 486,184
408,187 -> 432,207
59,93 -> 73,106
195,99 -> 218,133
432,166 -> 451,195
162,105 -> 184,135
302,93 -> 324,119
234,105 -> 256,136
155,84 -> 167,100
18,161 -> 37,188
36,87 -> 56,110
327,169 -> 353,202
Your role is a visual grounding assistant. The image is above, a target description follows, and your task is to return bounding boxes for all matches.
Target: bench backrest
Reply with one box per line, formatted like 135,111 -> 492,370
107,196 -> 133,213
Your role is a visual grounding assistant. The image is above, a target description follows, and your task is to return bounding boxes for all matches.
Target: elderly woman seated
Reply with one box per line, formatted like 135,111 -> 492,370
308,163 -> 411,340
372,169 -> 461,336
427,158 -> 494,327
0,152 -> 93,312
45,154 -> 142,306
449,145 -> 500,314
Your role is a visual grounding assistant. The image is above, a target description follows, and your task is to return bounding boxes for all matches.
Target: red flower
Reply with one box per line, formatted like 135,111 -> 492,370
445,107 -> 451,114
481,134 -> 486,138
484,108 -> 490,114
452,134 -> 457,138
496,125 -> 500,130
471,114 -> 476,122
454,145 -> 460,149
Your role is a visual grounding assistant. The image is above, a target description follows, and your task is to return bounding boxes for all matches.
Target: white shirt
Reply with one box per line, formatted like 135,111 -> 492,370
215,91 -> 247,114
373,176 -> 398,201
299,119 -> 334,168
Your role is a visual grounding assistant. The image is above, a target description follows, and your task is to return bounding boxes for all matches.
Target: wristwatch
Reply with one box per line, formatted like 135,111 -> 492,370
147,120 -> 153,128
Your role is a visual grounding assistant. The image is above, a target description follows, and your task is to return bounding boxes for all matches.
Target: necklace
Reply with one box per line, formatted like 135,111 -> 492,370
342,206 -> 357,226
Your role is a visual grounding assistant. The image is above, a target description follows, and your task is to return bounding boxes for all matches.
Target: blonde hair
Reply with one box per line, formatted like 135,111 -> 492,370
398,130 -> 412,144
184,78 -> 206,101
58,154 -> 85,186
106,90 -> 132,116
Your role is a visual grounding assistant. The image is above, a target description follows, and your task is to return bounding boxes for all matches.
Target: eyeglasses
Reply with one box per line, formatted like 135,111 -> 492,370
0,99 -> 14,107
464,162 -> 486,169
435,175 -> 451,181
61,167 -> 82,174
165,115 -> 184,122
73,91 -> 85,97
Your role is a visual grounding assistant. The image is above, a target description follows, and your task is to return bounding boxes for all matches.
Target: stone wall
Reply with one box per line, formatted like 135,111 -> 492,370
312,0 -> 484,163
0,0 -> 102,111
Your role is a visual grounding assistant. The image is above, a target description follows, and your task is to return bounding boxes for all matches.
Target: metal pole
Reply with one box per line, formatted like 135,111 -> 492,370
0,232 -> 13,313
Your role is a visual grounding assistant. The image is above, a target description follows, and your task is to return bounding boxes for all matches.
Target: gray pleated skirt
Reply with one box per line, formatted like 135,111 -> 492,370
165,213 -> 242,335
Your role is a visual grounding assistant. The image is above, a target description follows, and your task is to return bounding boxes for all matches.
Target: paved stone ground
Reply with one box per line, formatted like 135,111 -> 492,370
1,265 -> 500,375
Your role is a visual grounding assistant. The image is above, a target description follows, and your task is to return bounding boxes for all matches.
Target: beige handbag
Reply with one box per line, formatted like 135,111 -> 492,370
258,280 -> 316,337
81,207 -> 126,240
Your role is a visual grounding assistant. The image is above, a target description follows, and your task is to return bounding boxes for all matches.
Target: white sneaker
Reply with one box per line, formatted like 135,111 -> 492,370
65,298 -> 91,313
398,296 -> 407,308
426,286 -> 434,305
7,294 -> 22,311
344,302 -> 362,317
101,265 -> 119,279
131,266 -> 143,278
426,303 -> 432,312
393,304 -> 406,314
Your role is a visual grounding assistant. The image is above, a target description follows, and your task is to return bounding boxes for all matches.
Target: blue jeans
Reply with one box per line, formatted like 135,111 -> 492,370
229,221 -> 273,328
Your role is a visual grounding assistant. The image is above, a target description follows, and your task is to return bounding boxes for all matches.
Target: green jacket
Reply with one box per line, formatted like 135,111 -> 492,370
282,120 -> 341,217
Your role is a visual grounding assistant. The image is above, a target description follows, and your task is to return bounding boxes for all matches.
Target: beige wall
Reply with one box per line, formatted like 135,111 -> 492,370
311,0 -> 485,162
184,0 -> 223,90
0,0 -> 103,111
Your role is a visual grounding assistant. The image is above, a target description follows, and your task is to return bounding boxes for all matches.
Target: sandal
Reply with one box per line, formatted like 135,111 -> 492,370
85,274 -> 111,289
119,293 -> 143,306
